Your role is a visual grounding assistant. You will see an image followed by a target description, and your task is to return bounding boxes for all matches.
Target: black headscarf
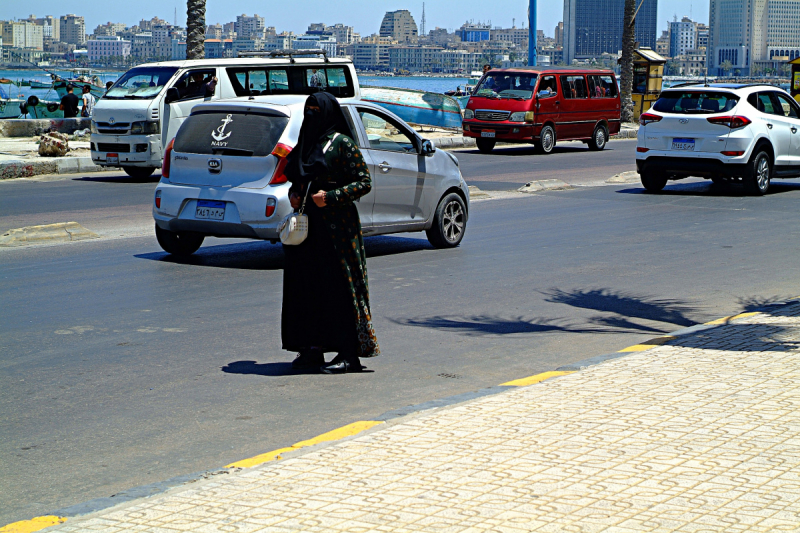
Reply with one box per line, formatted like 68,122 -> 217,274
285,92 -> 351,185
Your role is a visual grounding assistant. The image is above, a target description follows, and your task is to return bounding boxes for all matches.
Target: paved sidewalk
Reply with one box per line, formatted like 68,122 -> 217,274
34,302 -> 800,531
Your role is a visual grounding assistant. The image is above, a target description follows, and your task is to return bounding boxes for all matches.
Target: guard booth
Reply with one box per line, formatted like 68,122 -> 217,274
790,57 -> 800,103
620,48 -> 666,121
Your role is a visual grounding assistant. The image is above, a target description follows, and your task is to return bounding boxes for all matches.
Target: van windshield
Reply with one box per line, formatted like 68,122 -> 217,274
473,73 -> 538,100
105,66 -> 179,100
173,111 -> 289,157
652,91 -> 739,114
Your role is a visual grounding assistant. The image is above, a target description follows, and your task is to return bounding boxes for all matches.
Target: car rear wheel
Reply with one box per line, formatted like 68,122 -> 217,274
155,224 -> 204,256
746,150 -> 772,196
535,125 -> 556,154
588,125 -> 608,151
640,170 -> 668,193
426,193 -> 467,248
123,166 -> 156,179
476,139 -> 495,154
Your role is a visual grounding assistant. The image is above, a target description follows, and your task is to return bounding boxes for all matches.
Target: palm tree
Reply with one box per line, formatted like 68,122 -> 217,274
186,0 -> 206,59
720,60 -> 733,76
619,0 -> 636,123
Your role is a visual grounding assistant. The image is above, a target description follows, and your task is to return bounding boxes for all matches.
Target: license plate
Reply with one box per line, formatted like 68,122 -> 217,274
106,153 -> 119,165
481,130 -> 496,138
671,138 -> 695,151
196,200 -> 225,220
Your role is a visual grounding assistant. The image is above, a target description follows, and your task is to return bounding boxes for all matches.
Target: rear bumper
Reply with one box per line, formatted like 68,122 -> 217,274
636,156 -> 749,178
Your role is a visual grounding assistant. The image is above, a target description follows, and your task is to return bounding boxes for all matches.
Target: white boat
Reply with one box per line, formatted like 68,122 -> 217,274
0,80 -> 23,119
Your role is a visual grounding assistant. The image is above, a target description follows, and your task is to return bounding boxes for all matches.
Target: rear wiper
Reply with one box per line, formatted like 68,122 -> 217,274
212,147 -> 254,156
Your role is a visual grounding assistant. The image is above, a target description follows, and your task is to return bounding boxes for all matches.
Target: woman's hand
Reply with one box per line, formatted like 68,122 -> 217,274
289,193 -> 301,210
312,190 -> 327,208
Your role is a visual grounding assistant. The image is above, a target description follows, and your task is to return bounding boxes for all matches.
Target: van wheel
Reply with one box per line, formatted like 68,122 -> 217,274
476,139 -> 495,154
588,125 -> 608,151
640,170 -> 667,193
155,224 -> 204,256
123,166 -> 156,178
746,150 -> 772,196
426,193 -> 467,248
535,125 -> 556,154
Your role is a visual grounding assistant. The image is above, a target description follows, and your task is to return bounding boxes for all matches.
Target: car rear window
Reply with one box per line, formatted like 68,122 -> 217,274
173,111 -> 289,157
652,91 -> 739,114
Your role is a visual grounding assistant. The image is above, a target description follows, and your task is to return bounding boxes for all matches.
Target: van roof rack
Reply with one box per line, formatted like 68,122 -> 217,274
237,49 -> 329,63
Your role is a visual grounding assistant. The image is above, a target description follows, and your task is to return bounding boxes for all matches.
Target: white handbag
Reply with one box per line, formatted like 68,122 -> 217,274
279,186 -> 311,245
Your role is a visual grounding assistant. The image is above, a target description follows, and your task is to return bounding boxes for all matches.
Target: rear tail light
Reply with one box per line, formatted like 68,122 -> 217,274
721,150 -> 745,156
707,116 -> 751,129
265,197 -> 277,217
162,138 -> 175,179
269,143 -> 293,185
639,113 -> 662,126
155,190 -> 161,209
637,147 -> 650,152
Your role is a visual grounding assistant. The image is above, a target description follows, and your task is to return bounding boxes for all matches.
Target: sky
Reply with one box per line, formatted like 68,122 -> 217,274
14,0 -> 708,39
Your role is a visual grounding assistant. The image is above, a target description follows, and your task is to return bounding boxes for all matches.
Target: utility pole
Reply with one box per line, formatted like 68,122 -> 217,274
528,0 -> 537,66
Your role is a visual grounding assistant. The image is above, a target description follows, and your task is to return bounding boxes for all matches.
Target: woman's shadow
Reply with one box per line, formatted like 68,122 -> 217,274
222,360 -> 374,376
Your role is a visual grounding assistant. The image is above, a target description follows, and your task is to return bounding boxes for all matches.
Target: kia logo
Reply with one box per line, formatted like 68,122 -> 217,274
208,158 -> 222,174
679,118 -> 689,124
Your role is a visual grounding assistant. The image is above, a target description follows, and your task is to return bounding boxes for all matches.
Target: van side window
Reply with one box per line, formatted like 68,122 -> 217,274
225,66 -> 355,98
588,75 -> 618,98
536,75 -> 557,99
560,76 -> 587,99
170,69 -> 217,101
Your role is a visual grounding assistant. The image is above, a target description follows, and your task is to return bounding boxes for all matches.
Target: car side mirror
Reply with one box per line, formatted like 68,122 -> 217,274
165,87 -> 180,104
420,139 -> 435,156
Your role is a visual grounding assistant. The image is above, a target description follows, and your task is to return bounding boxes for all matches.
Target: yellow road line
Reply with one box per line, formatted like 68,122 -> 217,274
227,421 -> 384,469
704,312 -> 759,325
501,371 -> 574,387
0,516 -> 66,533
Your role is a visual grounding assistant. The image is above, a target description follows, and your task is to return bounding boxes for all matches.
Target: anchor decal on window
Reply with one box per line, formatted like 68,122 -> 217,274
211,114 -> 233,142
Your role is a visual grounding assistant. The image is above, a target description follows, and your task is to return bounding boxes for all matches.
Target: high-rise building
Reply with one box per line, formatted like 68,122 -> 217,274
655,29 -> 670,56
59,14 -> 86,45
1,21 -> 44,50
379,10 -> 418,43
235,14 -> 265,40
93,22 -> 127,37
24,15 -> 59,41
708,0 -> 800,75
669,17 -> 696,57
555,22 -> 564,47
87,35 -> 131,60
458,22 -> 491,42
562,0 -> 657,63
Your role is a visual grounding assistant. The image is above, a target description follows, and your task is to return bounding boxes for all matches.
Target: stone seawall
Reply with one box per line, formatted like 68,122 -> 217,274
0,118 -> 92,138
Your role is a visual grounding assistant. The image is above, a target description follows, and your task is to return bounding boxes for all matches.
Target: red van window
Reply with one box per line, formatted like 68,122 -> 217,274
588,75 -> 618,98
560,75 -> 588,99
536,75 -> 558,99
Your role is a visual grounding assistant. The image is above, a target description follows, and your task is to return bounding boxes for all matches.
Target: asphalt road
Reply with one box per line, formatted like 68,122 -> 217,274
4,159 -> 800,525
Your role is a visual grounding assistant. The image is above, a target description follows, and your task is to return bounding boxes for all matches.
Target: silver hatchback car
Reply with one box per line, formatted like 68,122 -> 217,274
152,95 -> 469,255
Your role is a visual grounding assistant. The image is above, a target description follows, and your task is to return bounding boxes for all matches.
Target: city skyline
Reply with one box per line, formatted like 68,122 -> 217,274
6,0 -> 707,40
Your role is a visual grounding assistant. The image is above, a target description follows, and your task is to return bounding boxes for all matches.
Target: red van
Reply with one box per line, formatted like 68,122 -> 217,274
462,67 -> 621,154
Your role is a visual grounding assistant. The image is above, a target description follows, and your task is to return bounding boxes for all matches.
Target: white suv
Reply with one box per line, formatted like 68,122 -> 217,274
636,84 -> 800,195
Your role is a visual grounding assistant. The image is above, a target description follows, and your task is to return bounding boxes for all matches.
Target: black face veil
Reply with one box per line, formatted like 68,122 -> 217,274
284,92 -> 351,185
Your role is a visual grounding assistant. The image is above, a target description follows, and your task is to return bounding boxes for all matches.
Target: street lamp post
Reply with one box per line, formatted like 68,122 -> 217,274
528,0 -> 537,66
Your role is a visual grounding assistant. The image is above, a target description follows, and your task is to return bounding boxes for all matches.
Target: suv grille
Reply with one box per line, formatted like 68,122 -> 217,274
97,143 -> 131,153
475,110 -> 510,121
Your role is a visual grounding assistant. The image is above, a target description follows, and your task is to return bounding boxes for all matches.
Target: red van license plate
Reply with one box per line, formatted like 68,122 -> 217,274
481,130 -> 495,138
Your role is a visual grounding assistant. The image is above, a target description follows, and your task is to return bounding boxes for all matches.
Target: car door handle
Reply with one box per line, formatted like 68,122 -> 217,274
555,101 -> 560,105
378,161 -> 391,173
767,123 -> 773,129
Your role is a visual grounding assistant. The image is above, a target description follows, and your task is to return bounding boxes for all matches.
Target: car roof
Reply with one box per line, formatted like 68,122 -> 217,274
132,57 -> 354,69
189,94 -> 364,115
663,82 -> 785,92
488,66 -> 614,74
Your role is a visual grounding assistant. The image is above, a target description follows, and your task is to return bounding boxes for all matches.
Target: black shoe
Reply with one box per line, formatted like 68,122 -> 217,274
292,349 -> 324,369
320,357 -> 363,374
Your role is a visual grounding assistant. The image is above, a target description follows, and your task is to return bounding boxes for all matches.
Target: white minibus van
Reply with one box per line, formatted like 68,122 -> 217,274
90,50 -> 359,177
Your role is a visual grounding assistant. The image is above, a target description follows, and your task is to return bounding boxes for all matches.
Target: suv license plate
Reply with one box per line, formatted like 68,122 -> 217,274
672,138 -> 695,151
196,200 -> 225,220
481,130 -> 496,138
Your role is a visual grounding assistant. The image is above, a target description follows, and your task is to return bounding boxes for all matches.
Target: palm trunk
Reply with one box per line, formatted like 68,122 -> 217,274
186,0 -> 206,60
619,0 -> 636,123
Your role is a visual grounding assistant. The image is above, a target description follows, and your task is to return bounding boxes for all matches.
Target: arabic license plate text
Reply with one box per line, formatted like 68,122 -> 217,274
481,130 -> 495,138
671,138 -> 695,151
196,200 -> 225,220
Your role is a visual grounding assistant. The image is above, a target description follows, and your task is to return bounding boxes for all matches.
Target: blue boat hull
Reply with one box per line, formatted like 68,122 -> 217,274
361,87 -> 463,129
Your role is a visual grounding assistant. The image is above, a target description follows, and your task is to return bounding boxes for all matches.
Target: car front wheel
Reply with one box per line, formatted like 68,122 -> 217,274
640,170 -> 668,193
747,150 -> 772,196
155,224 -> 204,256
535,125 -> 556,154
123,166 -> 156,179
476,139 -> 495,154
426,193 -> 467,248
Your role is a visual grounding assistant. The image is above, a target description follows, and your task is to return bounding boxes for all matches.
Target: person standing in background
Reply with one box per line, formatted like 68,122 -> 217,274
59,84 -> 79,118
81,85 -> 96,117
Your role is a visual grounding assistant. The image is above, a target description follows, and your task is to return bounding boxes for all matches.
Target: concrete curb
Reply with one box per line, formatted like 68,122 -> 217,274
0,222 -> 99,247
0,157 -> 105,180
518,179 -> 572,193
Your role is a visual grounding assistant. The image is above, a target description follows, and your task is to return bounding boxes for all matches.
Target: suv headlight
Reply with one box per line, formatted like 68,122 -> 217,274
463,109 -> 474,119
90,120 -> 98,134
131,121 -> 160,135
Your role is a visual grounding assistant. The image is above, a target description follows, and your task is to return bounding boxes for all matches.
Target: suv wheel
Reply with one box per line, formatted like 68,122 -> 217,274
426,193 -> 467,248
640,170 -> 668,193
123,166 -> 156,179
476,139 -> 495,154
155,224 -> 204,256
588,125 -> 608,151
535,125 -> 556,154
747,150 -> 772,196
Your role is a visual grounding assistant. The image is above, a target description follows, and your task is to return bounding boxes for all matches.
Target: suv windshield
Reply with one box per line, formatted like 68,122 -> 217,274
105,66 -> 179,100
473,73 -> 538,100
653,91 -> 739,114
173,110 -> 289,157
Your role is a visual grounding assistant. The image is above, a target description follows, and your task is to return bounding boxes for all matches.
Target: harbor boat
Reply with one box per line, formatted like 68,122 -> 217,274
20,95 -> 63,119
30,80 -> 54,89
361,86 -> 462,129
0,80 -> 23,119
444,70 -> 484,110
53,69 -> 106,99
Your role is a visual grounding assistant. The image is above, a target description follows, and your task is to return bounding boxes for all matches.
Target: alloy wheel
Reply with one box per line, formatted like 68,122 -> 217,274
542,130 -> 554,152
756,156 -> 770,191
442,201 -> 465,243
596,129 -> 606,148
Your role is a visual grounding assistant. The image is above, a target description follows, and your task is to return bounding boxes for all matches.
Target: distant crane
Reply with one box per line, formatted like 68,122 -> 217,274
528,0 -> 537,66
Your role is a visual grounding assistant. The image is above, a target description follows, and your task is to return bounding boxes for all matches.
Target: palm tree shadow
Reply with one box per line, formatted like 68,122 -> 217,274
390,315 -> 634,337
